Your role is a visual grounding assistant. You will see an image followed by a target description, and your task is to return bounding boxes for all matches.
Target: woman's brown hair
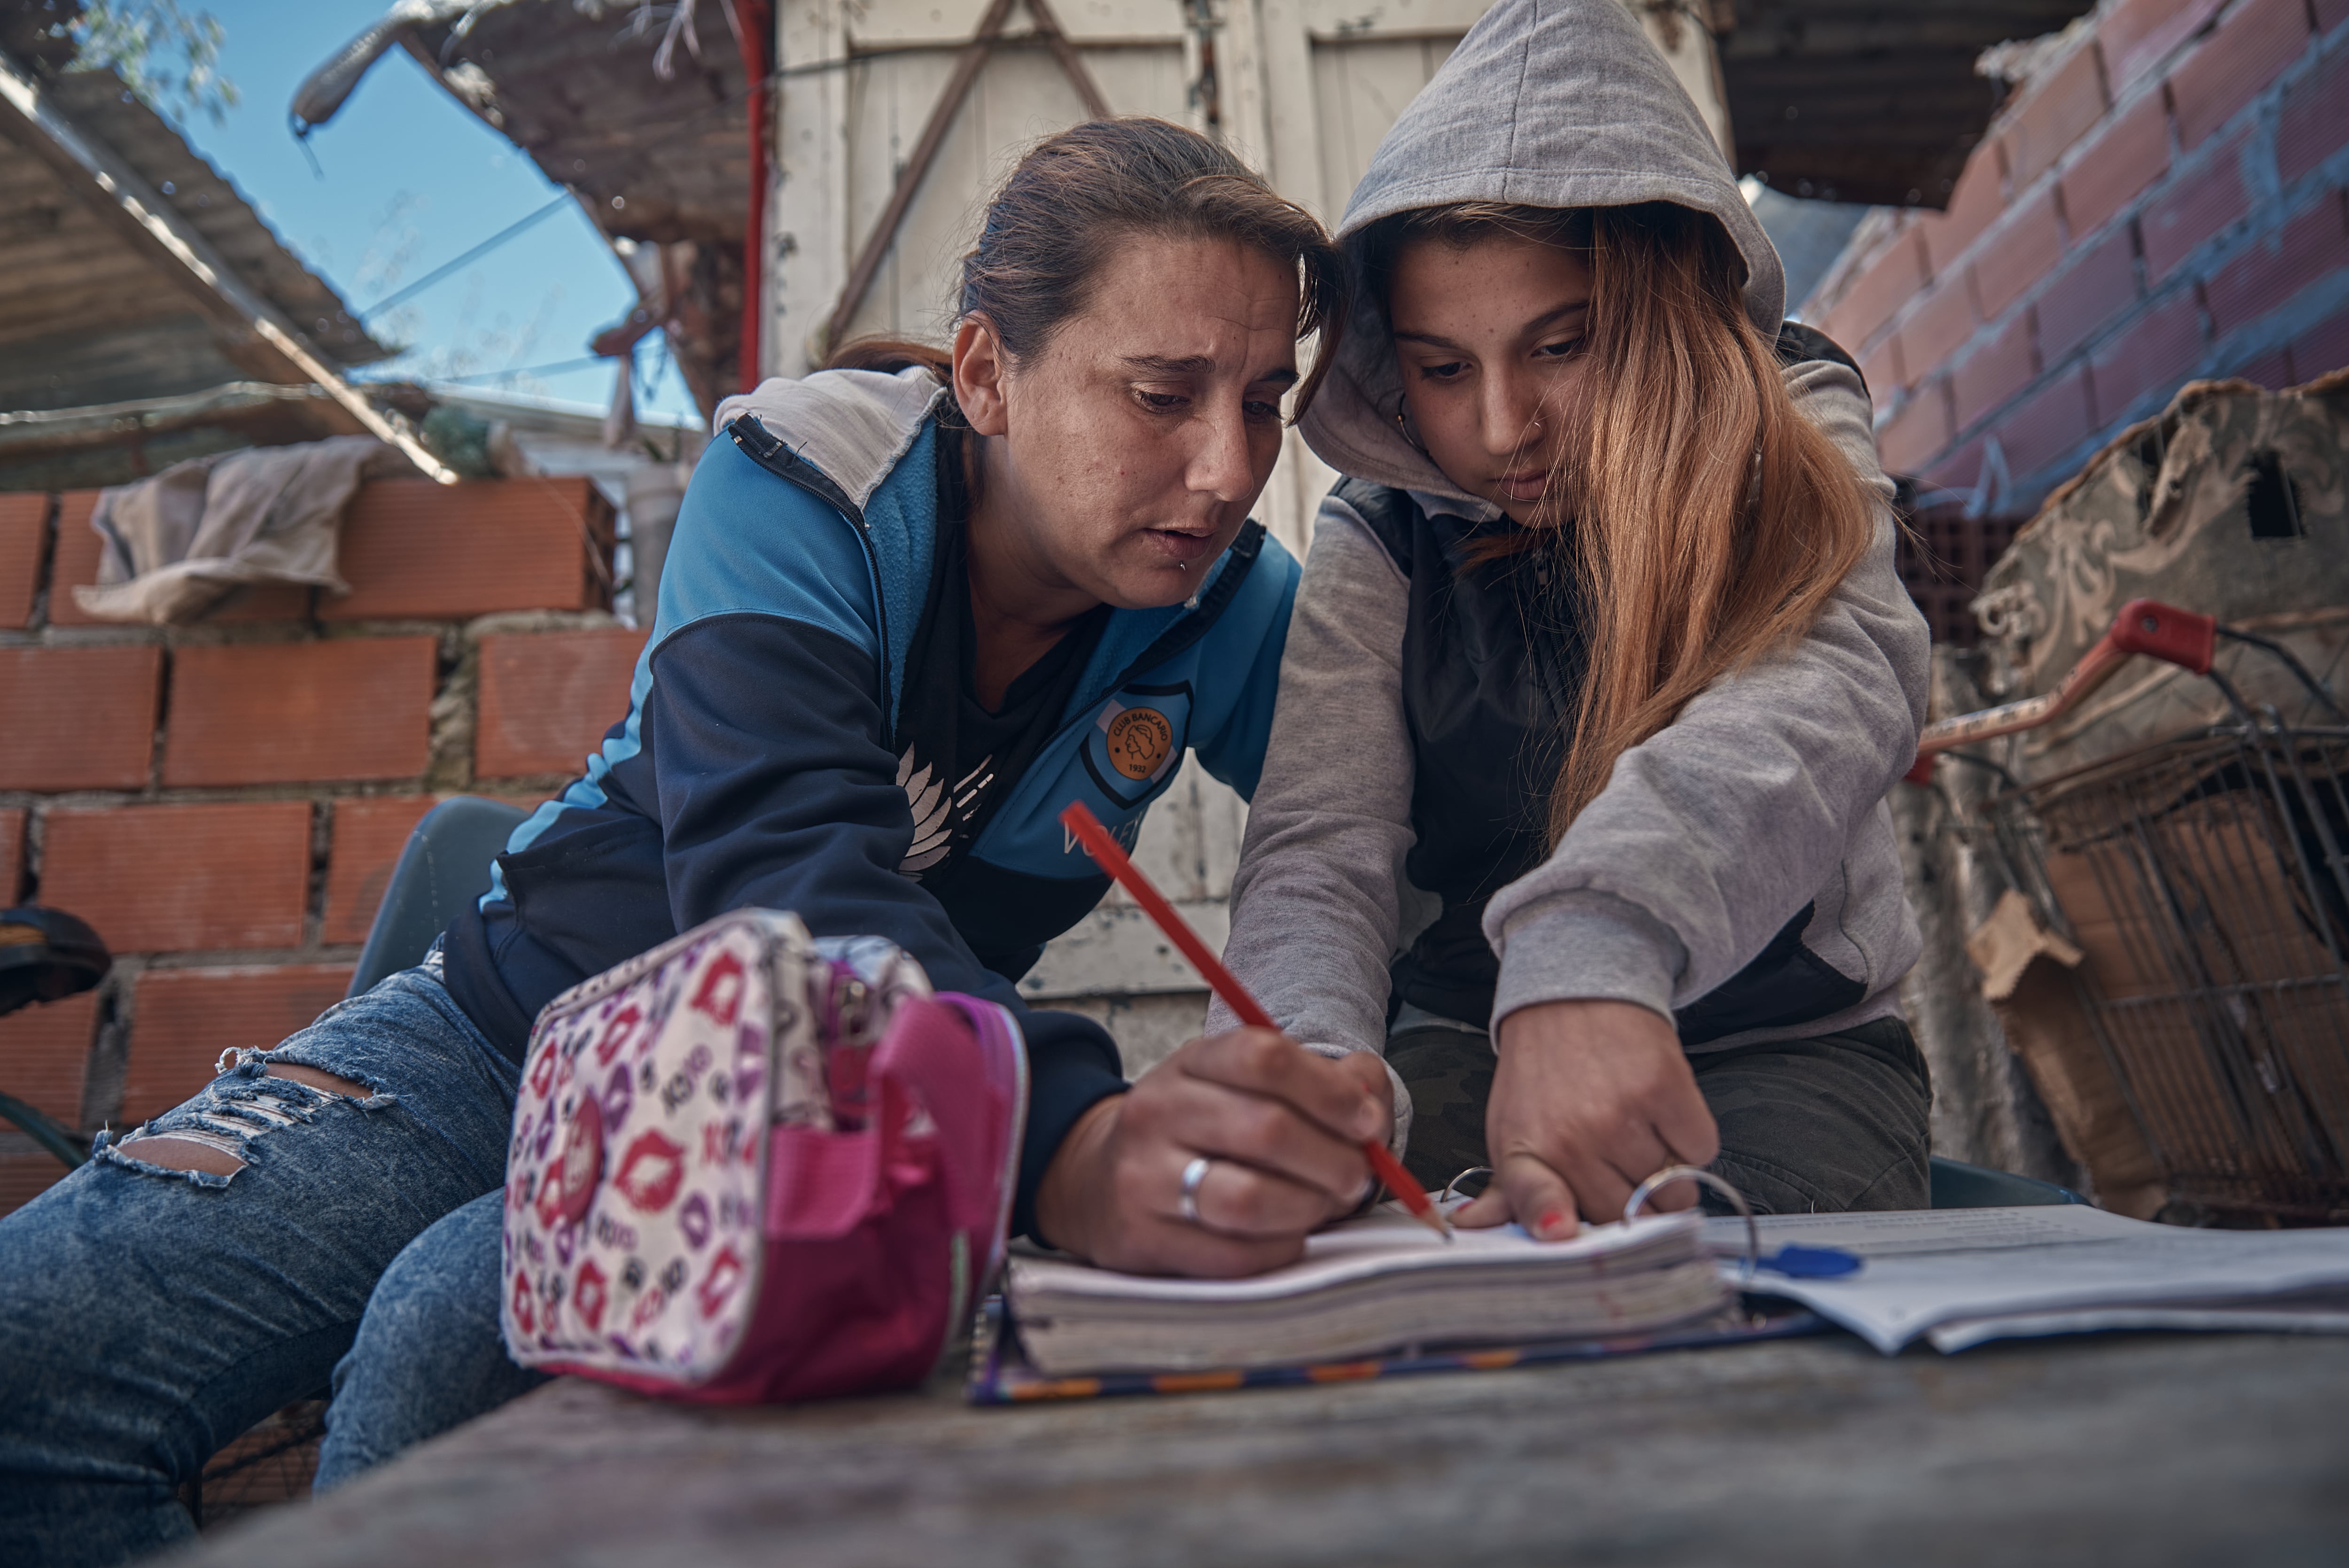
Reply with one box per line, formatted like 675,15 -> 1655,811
1364,200 -> 1878,846
828,117 -> 1346,417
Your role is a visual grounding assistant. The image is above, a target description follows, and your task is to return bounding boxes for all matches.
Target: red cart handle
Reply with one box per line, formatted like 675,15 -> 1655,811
1905,599 -> 2216,784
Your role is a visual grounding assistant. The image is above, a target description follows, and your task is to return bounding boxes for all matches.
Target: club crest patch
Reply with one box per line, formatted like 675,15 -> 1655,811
1104,706 -> 1173,780
1081,682 -> 1192,809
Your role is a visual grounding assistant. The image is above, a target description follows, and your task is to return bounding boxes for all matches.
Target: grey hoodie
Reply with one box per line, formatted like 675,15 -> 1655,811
1213,0 -> 1929,1075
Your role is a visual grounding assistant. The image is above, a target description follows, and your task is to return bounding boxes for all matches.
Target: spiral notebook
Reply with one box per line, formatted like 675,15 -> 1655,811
969,1204 -> 1820,1404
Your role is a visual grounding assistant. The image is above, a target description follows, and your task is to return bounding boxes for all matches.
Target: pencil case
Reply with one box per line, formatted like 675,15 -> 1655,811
498,908 -> 1027,1403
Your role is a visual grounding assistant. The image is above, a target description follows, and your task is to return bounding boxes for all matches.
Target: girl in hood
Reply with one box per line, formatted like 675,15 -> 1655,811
1217,0 -> 1935,1237
0,119 -> 1393,1562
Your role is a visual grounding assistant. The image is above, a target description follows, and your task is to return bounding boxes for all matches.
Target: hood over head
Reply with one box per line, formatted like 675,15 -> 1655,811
1300,0 -> 1785,501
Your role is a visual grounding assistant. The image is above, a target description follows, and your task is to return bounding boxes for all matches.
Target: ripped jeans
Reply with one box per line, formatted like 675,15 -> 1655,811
0,961 -> 542,1568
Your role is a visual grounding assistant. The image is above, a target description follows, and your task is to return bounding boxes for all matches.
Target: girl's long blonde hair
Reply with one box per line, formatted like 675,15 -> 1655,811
1365,201 -> 1879,846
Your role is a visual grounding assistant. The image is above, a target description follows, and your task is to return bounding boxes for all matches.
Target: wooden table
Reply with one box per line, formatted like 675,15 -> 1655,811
172,1331 -> 2349,1567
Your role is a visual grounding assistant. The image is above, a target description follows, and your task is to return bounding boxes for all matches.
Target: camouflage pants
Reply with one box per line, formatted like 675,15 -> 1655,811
1387,1014 -> 1931,1215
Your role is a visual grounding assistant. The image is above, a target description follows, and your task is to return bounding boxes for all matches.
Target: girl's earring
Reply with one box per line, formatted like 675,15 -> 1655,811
1392,393 -> 1430,457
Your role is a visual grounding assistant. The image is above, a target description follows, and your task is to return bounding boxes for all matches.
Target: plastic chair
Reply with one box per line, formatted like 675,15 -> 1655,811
1929,1154 -> 2087,1207
347,796 -> 531,998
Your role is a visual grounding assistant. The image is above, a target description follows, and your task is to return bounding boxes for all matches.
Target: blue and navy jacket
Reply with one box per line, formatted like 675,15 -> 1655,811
441,367 -> 1300,1236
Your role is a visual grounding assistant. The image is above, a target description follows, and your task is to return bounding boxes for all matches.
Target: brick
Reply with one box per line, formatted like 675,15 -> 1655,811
2319,0 -> 2349,31
2140,136 -> 2251,277
2293,307 -> 2349,379
2005,44 -> 2111,192
41,803 -> 312,954
0,492 -> 46,629
1973,191 -> 2067,319
1992,365 -> 2098,479
0,808 -> 20,904
1859,330 -> 1907,400
2231,347 -> 2297,386
1952,314 -> 2040,431
0,1153 -> 68,1220
2091,291 -> 2209,418
2101,0 -> 2228,90
1899,277 -> 1981,383
1878,381 -> 1955,474
163,637 -> 436,787
1917,146 -> 2010,276
2203,195 -> 2349,335
118,964 -> 354,1125
323,795 -> 436,945
2276,43 -> 2349,185
46,492 -> 102,628
2061,93 -> 2172,238
0,645 -> 160,792
1919,435 -> 1991,498
42,492 -> 307,628
2167,0 -> 2312,150
324,478 -> 612,622
474,628 -> 648,779
1819,229 -> 1929,353
2037,227 -> 2145,363
0,990 -> 97,1124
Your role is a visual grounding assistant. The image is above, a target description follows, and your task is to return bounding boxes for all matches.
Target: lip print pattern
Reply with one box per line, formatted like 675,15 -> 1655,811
501,910 -> 950,1386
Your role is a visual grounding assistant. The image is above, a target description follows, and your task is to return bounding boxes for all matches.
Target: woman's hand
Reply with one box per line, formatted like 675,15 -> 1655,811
1033,1029 -> 1393,1276
1457,1000 -> 1718,1241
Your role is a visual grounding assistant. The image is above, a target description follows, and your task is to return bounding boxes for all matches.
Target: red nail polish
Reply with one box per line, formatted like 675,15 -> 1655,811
1538,1209 -> 1567,1234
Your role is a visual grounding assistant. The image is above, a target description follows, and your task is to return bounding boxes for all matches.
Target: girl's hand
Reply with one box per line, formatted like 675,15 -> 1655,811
1456,1000 -> 1718,1241
1033,1029 -> 1392,1276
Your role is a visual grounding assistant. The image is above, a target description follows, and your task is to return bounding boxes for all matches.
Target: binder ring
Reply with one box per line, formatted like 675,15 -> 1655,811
1624,1164 -> 1758,1283
1440,1167 -> 1493,1203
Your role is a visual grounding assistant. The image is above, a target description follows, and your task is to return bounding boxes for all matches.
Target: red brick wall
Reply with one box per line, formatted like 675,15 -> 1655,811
0,474 -> 625,1215
1806,0 -> 2349,518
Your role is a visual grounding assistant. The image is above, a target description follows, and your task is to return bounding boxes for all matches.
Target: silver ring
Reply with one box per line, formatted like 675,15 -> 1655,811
1177,1155 -> 1211,1225
1624,1164 -> 1759,1283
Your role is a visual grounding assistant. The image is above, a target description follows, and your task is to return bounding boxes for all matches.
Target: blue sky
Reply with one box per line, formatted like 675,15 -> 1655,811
173,0 -> 698,419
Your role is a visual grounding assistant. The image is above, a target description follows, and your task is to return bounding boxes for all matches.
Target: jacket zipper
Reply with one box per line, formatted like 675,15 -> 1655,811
726,415 -> 894,708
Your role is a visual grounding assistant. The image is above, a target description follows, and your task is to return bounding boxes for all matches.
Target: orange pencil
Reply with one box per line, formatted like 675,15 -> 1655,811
1058,801 -> 1451,1242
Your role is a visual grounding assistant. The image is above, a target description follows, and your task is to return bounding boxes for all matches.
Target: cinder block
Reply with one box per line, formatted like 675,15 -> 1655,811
2061,92 -> 2172,238
0,645 -> 161,792
164,638 -> 436,787
2166,0 -> 2312,150
119,964 -> 355,1126
1878,380 -> 1955,474
0,990 -> 98,1124
2292,307 -> 2349,380
2003,43 -> 2111,191
2276,43 -> 2349,185
0,1153 -> 67,1220
324,478 -> 613,622
1972,191 -> 2067,320
0,808 -> 21,905
1819,229 -> 1929,352
2090,292 -> 2208,418
2202,195 -> 2349,335
1898,279 -> 1979,384
1992,365 -> 2098,479
41,803 -> 313,955
2141,137 -> 2251,278
323,795 -> 436,946
0,493 -> 47,629
1952,314 -> 2040,432
1917,147 -> 2011,277
2036,227 -> 2145,363
2100,0 -> 2228,91
474,628 -> 647,779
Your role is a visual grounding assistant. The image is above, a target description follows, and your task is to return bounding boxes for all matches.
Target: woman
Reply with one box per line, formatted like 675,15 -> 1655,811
0,119 -> 1392,1566
1218,0 -> 1934,1238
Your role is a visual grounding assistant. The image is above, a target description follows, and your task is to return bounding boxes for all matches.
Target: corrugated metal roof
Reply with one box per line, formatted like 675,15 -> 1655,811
1720,0 -> 2101,207
0,51 -> 391,415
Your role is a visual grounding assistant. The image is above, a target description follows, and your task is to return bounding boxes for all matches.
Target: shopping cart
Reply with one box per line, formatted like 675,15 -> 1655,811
1914,599 -> 2349,1222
